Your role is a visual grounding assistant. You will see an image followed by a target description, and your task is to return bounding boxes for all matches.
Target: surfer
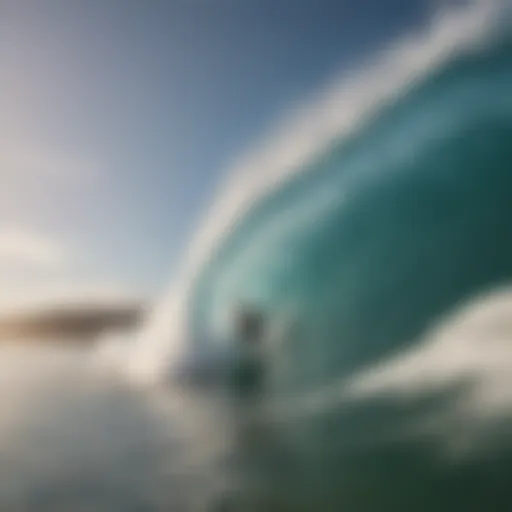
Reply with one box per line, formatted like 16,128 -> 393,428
230,304 -> 267,396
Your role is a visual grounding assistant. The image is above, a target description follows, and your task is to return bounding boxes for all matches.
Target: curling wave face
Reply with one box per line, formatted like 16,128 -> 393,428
187,30 -> 512,395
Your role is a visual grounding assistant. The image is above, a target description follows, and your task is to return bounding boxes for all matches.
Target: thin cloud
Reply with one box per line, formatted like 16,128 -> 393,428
0,139 -> 102,187
0,225 -> 143,316
0,226 -> 66,270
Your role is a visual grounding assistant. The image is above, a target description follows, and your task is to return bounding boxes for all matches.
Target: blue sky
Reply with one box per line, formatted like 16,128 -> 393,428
0,0 -> 433,311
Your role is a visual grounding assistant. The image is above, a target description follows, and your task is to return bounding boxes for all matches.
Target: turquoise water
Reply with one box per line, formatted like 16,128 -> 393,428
190,31 -> 512,394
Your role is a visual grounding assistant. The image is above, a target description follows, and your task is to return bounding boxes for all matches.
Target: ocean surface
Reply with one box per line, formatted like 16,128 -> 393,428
3,4 -> 512,512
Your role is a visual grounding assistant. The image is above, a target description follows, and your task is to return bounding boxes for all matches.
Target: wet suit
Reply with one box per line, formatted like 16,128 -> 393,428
229,308 -> 266,397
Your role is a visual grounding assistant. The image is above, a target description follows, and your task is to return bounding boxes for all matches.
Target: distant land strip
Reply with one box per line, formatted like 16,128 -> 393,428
0,304 -> 145,343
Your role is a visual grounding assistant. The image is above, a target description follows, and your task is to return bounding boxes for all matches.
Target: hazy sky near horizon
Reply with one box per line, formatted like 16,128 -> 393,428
0,0 -> 433,312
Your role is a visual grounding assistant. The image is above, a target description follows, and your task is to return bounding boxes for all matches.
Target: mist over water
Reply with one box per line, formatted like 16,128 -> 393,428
0,345 -> 232,511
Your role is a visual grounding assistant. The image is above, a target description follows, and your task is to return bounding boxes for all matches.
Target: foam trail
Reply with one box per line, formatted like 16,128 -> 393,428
124,0 -> 504,383
239,285 -> 512,433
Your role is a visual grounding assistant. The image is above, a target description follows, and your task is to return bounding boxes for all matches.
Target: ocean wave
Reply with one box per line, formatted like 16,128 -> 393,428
128,0 -> 511,386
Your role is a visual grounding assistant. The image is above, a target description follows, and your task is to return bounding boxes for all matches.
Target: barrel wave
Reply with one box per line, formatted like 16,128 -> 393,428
186,30 -> 512,395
